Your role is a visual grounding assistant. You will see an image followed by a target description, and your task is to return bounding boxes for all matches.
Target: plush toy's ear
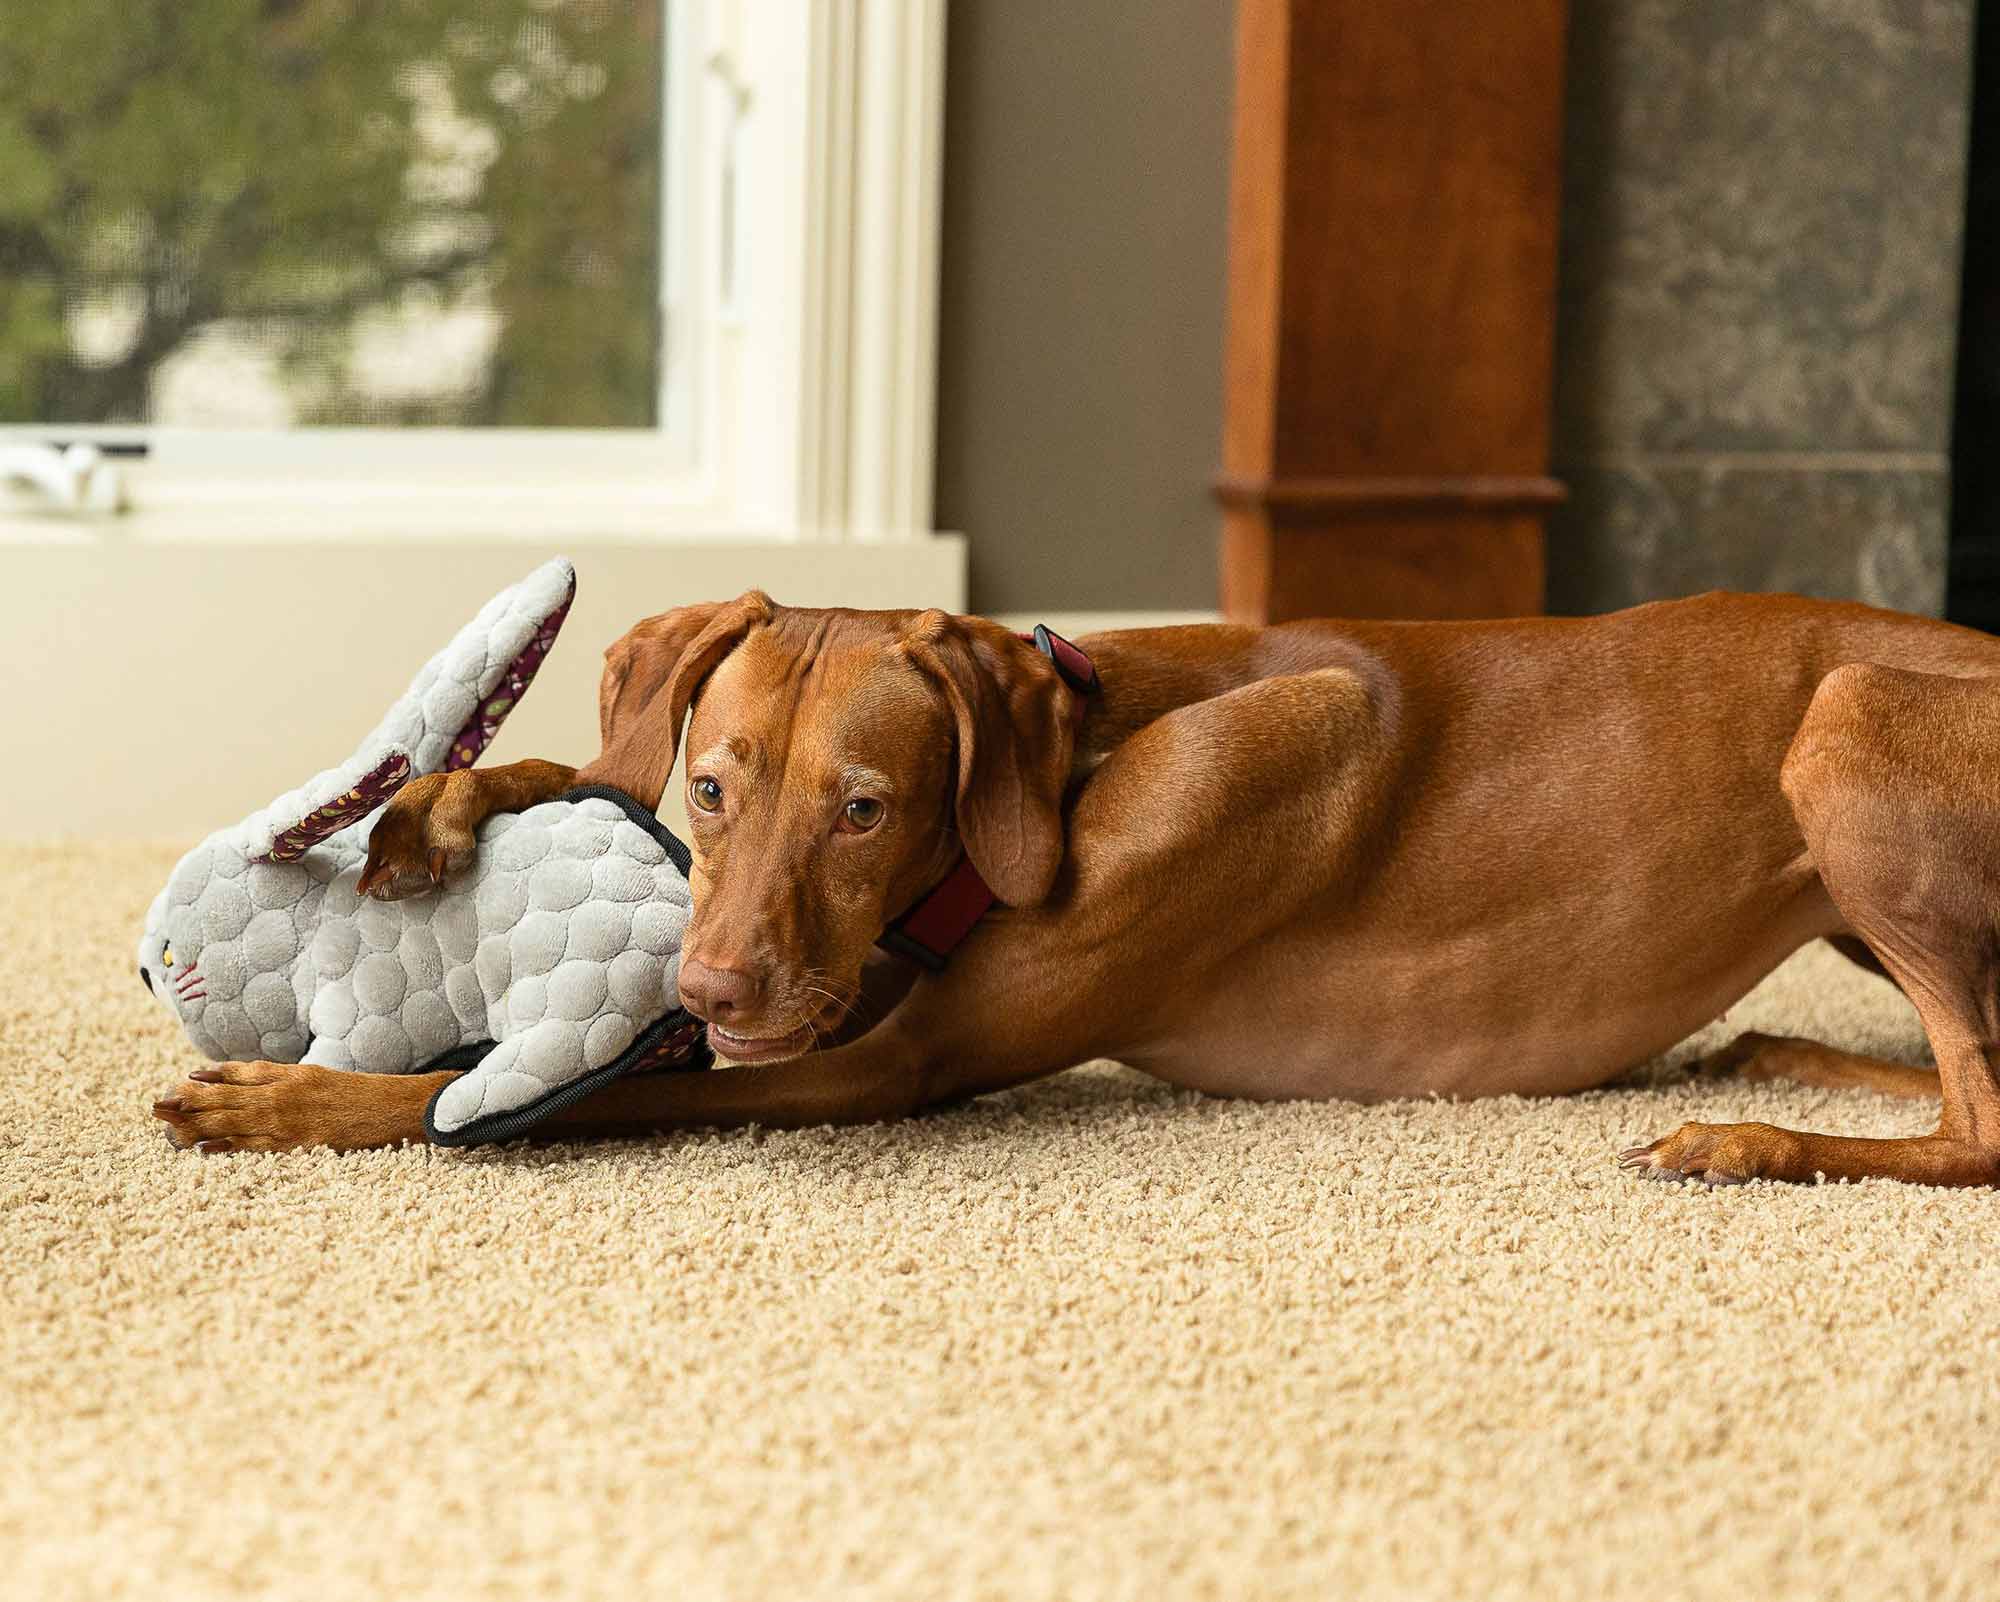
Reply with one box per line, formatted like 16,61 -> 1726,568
401,556 -> 577,777
224,557 -> 578,864
575,590 -> 775,810
900,612 -> 1076,907
246,748 -> 417,864
315,555 -> 578,790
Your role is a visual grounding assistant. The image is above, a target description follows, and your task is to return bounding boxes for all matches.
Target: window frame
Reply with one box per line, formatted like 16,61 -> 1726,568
0,0 -> 948,547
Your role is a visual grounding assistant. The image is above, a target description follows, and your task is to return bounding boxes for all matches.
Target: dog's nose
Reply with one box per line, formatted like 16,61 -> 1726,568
678,956 -> 764,1023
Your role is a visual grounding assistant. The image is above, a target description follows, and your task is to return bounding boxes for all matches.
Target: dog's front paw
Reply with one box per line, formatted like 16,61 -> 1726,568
354,773 -> 477,900
152,1061 -> 422,1154
1618,1120 -> 1804,1187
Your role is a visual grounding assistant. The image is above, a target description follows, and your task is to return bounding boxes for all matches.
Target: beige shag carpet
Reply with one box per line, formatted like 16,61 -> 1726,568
6,843 -> 1998,1602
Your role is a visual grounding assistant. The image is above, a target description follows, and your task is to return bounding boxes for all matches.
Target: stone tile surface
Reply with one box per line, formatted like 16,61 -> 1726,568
1547,462 -> 1948,614
1555,0 -> 1974,455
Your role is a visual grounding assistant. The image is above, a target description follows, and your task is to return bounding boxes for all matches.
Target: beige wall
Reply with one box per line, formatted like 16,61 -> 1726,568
935,0 -> 1234,614
3,538 -> 964,841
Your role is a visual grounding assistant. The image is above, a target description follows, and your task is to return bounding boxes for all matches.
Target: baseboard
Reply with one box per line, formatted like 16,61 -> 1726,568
990,609 -> 1222,635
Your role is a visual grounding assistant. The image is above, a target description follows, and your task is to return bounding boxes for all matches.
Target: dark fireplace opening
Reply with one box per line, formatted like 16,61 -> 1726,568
1950,0 -> 2000,628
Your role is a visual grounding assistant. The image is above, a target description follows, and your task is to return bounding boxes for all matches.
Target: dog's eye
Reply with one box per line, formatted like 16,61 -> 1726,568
840,797 -> 885,833
689,776 -> 724,813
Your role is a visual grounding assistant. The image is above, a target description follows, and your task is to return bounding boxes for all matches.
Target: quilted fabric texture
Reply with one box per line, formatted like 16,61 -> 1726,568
137,559 -> 696,1143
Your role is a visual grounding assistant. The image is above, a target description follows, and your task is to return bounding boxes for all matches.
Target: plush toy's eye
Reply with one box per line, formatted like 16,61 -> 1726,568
689,776 -> 723,813
161,942 -> 174,968
839,797 -> 885,833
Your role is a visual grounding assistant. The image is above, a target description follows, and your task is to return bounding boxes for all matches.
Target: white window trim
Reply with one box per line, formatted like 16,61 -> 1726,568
0,0 -> 949,548
791,0 -> 948,543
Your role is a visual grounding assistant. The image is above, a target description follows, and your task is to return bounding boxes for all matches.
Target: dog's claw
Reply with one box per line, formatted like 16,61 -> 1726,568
188,1067 -> 225,1083
153,1096 -> 184,1115
1620,1121 -> 1784,1186
194,1138 -> 234,1155
1620,1141 -> 1692,1182
427,846 -> 447,885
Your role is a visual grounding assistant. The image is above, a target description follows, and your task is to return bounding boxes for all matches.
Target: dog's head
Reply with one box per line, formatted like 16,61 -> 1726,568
575,593 -> 1077,1062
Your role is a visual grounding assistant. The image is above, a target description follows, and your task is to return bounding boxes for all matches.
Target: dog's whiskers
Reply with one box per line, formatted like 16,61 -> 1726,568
796,968 -> 862,1039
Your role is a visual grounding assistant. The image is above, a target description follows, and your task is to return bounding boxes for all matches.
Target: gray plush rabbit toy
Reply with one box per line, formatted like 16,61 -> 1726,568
137,557 -> 709,1147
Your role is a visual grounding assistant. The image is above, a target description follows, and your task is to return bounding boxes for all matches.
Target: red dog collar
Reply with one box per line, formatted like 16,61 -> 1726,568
877,627 -> 1098,971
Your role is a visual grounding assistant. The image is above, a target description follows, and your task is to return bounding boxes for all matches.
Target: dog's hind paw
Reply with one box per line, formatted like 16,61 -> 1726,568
1618,1120 -> 1802,1187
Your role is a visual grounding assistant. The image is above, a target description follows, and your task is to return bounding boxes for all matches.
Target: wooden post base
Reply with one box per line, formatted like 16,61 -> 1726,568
1217,474 -> 1562,623
1221,513 -> 1549,625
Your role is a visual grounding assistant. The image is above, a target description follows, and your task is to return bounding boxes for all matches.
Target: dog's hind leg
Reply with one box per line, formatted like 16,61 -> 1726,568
1694,1031 -> 1939,1101
1624,664 -> 2000,1187
1827,933 -> 1895,981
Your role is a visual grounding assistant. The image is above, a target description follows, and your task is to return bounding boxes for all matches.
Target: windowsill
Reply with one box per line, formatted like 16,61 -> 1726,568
0,502 -> 949,545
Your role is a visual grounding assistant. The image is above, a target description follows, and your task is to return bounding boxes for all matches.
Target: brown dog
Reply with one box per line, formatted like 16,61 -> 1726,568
155,590 -> 2000,1187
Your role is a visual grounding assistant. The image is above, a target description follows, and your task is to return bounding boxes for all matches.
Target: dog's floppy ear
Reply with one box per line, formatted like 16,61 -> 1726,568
903,612 -> 1075,907
577,590 -> 774,809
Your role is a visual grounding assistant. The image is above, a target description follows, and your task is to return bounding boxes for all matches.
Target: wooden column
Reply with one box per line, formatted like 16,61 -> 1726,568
1217,0 -> 1569,622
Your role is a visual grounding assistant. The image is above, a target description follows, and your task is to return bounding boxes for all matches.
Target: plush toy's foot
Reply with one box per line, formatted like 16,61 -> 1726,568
152,1061 -> 446,1153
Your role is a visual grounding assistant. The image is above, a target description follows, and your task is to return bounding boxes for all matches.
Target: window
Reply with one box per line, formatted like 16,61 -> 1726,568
0,0 -> 946,544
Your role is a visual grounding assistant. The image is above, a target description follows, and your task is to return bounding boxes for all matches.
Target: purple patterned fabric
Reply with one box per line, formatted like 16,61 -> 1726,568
258,752 -> 413,864
629,1014 -> 709,1074
445,586 -> 574,771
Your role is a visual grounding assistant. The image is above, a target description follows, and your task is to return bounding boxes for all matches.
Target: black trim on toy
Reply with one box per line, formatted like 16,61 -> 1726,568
560,782 -> 695,876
